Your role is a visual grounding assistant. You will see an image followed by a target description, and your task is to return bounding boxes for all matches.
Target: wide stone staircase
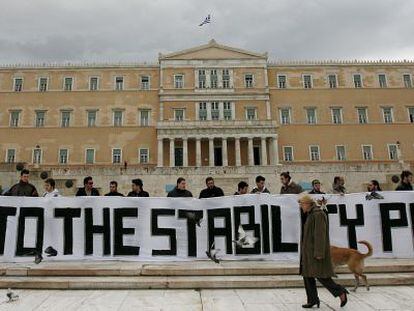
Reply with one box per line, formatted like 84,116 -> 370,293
1,259 -> 413,290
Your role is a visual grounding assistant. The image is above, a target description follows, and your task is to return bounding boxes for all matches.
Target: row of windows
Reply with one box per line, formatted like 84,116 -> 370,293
276,73 -> 413,89
278,106 -> 414,125
4,148 -> 150,165
10,75 -> 152,92
8,109 -> 151,127
282,144 -> 401,162
8,71 -> 413,92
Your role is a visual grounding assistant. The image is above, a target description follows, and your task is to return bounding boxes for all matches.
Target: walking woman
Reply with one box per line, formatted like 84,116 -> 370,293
299,195 -> 348,308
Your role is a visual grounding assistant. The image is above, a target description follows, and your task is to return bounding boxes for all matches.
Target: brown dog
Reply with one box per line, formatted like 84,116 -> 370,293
330,240 -> 373,291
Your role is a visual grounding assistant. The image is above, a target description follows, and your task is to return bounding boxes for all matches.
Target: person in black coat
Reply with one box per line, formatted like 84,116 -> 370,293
308,179 -> 325,194
167,177 -> 193,197
199,177 -> 224,198
395,170 -> 413,191
127,178 -> 149,197
76,176 -> 100,196
234,181 -> 249,195
4,169 -> 38,197
104,181 -> 124,196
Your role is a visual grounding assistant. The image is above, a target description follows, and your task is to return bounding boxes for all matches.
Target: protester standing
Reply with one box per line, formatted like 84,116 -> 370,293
75,176 -> 100,196
280,172 -> 303,194
4,169 -> 38,197
332,176 -> 346,195
167,177 -> 193,197
105,181 -> 124,196
395,170 -> 413,191
199,177 -> 224,198
42,178 -> 60,197
251,175 -> 270,193
234,181 -> 249,195
308,179 -> 325,194
127,179 -> 149,197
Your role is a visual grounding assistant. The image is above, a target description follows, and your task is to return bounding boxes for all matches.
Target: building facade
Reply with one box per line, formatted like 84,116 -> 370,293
0,40 -> 413,194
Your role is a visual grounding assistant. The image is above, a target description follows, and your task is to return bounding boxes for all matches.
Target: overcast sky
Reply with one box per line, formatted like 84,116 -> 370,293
0,0 -> 413,64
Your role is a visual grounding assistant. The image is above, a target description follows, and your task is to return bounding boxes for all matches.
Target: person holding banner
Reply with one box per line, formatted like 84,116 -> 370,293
395,170 -> 413,191
199,177 -> 224,198
75,176 -> 100,196
167,177 -> 193,197
127,179 -> 149,197
234,181 -> 249,195
299,195 -> 348,308
4,169 -> 38,197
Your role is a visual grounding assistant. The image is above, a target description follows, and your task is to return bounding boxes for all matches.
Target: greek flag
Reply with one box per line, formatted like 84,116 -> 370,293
199,14 -> 211,26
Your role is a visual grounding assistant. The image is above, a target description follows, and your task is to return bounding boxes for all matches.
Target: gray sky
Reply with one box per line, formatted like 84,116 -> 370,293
0,0 -> 413,63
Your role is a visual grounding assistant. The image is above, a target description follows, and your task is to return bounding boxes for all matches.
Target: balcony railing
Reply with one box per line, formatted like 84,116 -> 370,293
157,119 -> 278,129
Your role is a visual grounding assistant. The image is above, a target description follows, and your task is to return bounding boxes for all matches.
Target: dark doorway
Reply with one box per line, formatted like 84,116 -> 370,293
175,147 -> 183,166
214,147 -> 223,166
253,146 -> 261,165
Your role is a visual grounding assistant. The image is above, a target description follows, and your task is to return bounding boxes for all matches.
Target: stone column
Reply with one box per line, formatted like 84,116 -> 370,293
196,137 -> 201,167
157,138 -> 163,167
209,138 -> 215,167
222,137 -> 228,167
169,138 -> 175,167
235,137 -> 241,167
248,137 -> 254,166
183,137 -> 188,167
272,135 -> 279,165
261,137 -> 268,166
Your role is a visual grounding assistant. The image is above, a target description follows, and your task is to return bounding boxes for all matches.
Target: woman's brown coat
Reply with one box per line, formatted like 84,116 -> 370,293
300,206 -> 335,278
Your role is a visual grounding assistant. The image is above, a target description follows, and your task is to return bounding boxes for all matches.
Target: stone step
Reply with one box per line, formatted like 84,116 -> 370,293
1,272 -> 414,290
2,259 -> 413,277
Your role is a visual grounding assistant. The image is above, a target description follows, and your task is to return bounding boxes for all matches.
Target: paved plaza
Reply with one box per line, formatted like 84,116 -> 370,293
0,286 -> 413,310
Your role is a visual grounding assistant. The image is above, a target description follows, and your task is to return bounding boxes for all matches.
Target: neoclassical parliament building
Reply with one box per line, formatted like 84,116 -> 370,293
0,40 -> 413,194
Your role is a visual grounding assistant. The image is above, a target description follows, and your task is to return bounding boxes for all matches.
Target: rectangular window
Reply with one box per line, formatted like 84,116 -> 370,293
64,77 -> 73,91
336,145 -> 346,161
362,145 -> 373,160
113,110 -> 123,126
86,149 -> 95,164
353,74 -> 362,88
306,108 -> 317,124
13,78 -> 23,92
33,148 -> 42,164
115,76 -> 124,90
280,108 -> 291,124
378,74 -> 387,88
309,145 -> 320,161
331,108 -> 343,124
223,102 -> 232,120
139,148 -> 149,164
38,77 -> 48,92
388,144 -> 398,160
89,77 -> 99,91
6,149 -> 16,163
246,107 -> 257,120
328,74 -> 337,88
112,148 -> 121,164
303,75 -> 312,89
59,149 -> 68,164
141,76 -> 150,90
198,102 -> 207,121
211,102 -> 220,120
283,146 -> 293,162
245,74 -> 253,88
382,107 -> 393,123
198,70 -> 206,89
174,74 -> 184,89
87,111 -> 97,127
408,107 -> 414,123
35,111 -> 45,127
278,75 -> 287,89
222,69 -> 230,88
61,111 -> 71,128
403,74 -> 412,88
210,69 -> 218,88
10,111 -> 20,127
174,109 -> 184,121
357,108 -> 368,124
140,109 -> 150,126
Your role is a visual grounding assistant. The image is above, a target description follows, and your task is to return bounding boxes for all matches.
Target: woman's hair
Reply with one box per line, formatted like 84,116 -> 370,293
280,171 -> 291,181
370,180 -> 382,191
298,195 -> 316,207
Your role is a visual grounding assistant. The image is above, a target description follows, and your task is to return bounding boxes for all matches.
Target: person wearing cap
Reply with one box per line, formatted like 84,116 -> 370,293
127,178 -> 149,197
309,179 -> 325,194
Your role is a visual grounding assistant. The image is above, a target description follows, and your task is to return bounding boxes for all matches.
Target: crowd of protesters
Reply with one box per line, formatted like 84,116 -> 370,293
1,168 -> 412,197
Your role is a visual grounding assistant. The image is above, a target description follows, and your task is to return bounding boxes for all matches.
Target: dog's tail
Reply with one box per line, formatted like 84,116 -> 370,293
358,240 -> 373,258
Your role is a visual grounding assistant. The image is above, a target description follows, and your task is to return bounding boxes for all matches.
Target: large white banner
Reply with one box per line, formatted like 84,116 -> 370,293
0,192 -> 413,262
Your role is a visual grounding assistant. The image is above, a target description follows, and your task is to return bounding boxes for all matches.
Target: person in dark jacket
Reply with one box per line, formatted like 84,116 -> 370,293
299,195 -> 348,308
367,180 -> 382,192
4,169 -> 38,197
105,181 -> 124,196
127,179 -> 149,197
308,179 -> 325,194
332,176 -> 346,195
234,181 -> 249,195
395,170 -> 413,191
280,172 -> 303,194
167,177 -> 193,197
199,177 -> 224,198
75,176 -> 100,196
251,175 -> 270,193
